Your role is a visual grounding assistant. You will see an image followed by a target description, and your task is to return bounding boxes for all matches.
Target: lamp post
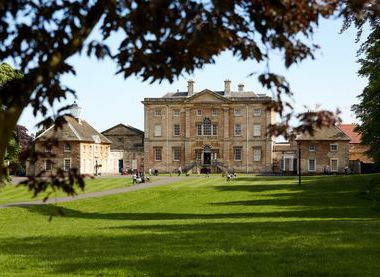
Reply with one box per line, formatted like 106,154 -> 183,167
298,142 -> 301,185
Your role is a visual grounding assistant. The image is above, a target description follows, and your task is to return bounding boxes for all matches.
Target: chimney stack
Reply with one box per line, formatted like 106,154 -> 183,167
224,79 -> 231,96
238,84 -> 244,92
69,101 -> 82,123
187,80 -> 195,96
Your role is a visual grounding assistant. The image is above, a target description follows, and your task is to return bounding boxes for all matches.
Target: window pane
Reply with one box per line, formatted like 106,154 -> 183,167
64,159 -> 71,171
204,118 -> 211,135
155,148 -> 162,161
331,159 -> 338,171
212,124 -> 217,136
173,148 -> 181,161
253,124 -> 261,137
154,125 -> 162,136
45,160 -> 52,170
253,109 -> 262,116
308,159 -> 316,171
254,148 -> 261,161
174,124 -> 180,136
234,124 -> 241,136
234,148 -> 242,160
197,124 -> 202,136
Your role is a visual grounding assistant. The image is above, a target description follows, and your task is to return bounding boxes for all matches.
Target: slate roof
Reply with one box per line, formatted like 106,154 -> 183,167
101,123 -> 144,135
296,126 -> 350,141
161,90 -> 258,98
338,124 -> 362,144
36,116 -> 111,144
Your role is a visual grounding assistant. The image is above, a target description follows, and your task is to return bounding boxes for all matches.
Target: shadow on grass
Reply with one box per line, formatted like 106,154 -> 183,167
21,203 -> 380,221
2,220 -> 380,276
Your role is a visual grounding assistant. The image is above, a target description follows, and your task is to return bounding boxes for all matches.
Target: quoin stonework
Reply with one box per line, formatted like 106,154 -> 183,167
142,80 -> 275,173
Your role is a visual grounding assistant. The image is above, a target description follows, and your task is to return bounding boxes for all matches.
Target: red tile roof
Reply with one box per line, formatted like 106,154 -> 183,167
338,124 -> 362,144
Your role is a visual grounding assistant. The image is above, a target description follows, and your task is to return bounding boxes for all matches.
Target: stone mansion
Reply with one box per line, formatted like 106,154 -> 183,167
143,80 -> 275,173
28,80 -> 373,176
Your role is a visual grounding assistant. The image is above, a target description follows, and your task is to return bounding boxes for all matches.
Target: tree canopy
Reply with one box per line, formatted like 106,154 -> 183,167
0,0 -> 379,194
352,20 -> 380,164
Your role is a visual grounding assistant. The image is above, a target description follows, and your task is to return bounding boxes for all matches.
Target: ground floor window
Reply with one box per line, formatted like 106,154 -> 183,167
45,159 -> 53,171
253,148 -> 261,162
308,159 -> 316,172
173,148 -> 181,161
330,158 -> 338,172
154,148 -> 162,161
234,147 -> 242,161
64,159 -> 71,171
195,150 -> 202,160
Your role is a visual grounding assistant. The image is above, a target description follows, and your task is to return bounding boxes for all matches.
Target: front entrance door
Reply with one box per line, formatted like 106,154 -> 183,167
118,159 -> 123,173
204,152 -> 211,165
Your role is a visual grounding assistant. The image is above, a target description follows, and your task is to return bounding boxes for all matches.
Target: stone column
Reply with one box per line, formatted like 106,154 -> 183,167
144,106 -> 149,139
185,107 -> 191,165
223,107 -> 229,166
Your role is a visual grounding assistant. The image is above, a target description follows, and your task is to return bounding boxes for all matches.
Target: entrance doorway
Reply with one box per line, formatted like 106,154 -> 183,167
204,152 -> 211,165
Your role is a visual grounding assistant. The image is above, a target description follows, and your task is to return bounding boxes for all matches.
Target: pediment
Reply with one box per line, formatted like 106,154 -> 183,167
185,89 -> 229,103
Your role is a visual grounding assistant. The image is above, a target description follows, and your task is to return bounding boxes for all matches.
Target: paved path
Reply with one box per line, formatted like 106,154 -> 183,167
0,176 -> 194,209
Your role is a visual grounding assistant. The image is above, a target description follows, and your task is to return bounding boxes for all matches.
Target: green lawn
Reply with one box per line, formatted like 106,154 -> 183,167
0,176 -> 136,205
1,174 -> 380,276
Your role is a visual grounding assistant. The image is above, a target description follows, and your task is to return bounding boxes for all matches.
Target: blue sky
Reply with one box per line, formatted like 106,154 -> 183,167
18,17 -> 368,135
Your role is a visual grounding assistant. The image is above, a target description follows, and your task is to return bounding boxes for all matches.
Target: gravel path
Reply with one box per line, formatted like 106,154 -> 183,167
0,176 -> 194,208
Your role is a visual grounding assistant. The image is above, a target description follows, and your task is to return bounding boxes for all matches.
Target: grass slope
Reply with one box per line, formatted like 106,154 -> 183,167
0,174 -> 380,276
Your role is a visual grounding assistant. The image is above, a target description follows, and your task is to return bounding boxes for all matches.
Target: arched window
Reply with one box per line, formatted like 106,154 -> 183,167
203,118 -> 211,136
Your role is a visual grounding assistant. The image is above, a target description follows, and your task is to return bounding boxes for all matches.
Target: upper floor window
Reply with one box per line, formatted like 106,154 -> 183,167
309,145 -> 316,152
154,109 -> 162,116
154,125 -> 162,137
173,124 -> 180,136
64,143 -> 71,152
234,124 -> 242,136
212,109 -> 218,116
253,124 -> 261,137
197,109 -> 202,116
197,118 -> 217,136
212,124 -> 218,136
44,145 -> 52,153
330,144 -> 338,152
234,109 -> 242,116
173,109 -> 180,116
253,109 -> 262,117
203,118 -> 212,135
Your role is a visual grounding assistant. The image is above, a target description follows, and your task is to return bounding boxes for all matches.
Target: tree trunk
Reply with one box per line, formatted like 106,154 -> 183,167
0,105 -> 24,182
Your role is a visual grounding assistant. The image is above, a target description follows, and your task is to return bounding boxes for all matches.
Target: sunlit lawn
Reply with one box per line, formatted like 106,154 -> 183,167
1,174 -> 380,276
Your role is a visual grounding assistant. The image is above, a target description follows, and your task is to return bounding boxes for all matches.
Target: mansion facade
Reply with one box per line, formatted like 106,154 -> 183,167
143,80 -> 275,173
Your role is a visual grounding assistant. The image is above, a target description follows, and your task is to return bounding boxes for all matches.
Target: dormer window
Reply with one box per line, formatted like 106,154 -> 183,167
64,143 -> 71,152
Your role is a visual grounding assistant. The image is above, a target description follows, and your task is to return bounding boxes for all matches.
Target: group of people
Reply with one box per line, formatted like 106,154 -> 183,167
132,171 -> 150,184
